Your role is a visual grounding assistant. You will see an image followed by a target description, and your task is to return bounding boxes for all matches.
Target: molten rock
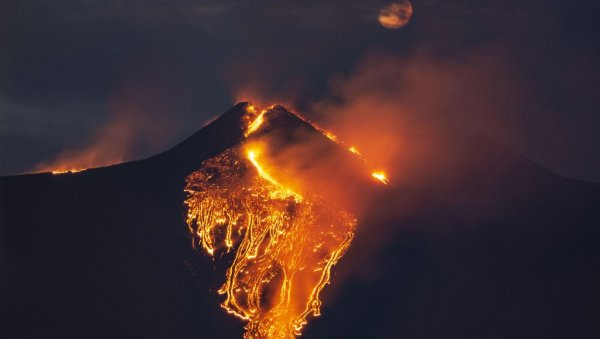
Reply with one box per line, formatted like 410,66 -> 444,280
185,147 -> 356,338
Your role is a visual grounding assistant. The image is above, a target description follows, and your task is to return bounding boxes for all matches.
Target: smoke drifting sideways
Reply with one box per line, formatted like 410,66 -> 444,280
229,49 -> 575,286
184,105 -> 390,338
234,51 -> 510,184
33,72 -> 185,174
312,51 -> 521,178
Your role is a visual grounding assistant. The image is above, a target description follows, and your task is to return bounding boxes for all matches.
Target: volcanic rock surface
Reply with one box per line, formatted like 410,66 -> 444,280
1,103 -> 599,338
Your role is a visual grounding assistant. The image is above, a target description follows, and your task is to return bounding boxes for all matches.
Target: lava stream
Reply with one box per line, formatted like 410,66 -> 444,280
185,147 -> 356,338
184,103 -> 388,338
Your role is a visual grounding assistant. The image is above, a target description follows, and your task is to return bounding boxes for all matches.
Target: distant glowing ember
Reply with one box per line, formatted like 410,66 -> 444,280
348,146 -> 361,155
323,131 -> 338,142
51,168 -> 86,175
371,171 -> 389,185
185,103 -> 389,338
247,104 -> 258,113
245,111 -> 266,137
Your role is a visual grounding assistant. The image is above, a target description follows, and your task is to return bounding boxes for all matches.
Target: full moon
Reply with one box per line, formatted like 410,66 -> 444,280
378,1 -> 413,29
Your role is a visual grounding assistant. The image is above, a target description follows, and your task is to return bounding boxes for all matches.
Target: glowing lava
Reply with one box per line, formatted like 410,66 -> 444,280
185,103 -> 389,338
371,171 -> 389,185
245,110 -> 266,137
51,168 -> 86,175
185,147 -> 356,338
244,104 -> 275,138
348,146 -> 361,155
246,148 -> 302,201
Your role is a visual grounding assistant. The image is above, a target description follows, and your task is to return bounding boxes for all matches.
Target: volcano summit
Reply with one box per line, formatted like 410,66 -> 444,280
184,104 -> 386,338
1,103 -> 599,339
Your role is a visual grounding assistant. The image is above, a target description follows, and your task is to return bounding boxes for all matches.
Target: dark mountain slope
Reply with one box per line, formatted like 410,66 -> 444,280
309,137 -> 600,338
1,103 -> 599,339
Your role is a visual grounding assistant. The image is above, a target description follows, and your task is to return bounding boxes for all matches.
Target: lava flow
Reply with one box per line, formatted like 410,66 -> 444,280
51,168 -> 86,175
184,104 -> 388,338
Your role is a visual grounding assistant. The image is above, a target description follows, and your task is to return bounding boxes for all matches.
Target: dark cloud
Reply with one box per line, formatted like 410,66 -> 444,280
1,0 -> 599,181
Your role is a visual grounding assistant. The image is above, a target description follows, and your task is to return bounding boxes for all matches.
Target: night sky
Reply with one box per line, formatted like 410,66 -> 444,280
1,0 -> 599,182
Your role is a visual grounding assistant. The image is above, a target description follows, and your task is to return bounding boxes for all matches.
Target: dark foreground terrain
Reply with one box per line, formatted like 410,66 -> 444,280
1,103 -> 599,338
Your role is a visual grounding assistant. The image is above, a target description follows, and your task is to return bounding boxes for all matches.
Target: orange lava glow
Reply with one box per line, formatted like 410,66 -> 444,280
246,146 -> 302,202
244,104 -> 277,138
323,131 -> 338,142
371,171 -> 389,185
185,103 -> 389,338
348,146 -> 361,155
51,168 -> 86,175
185,147 -> 356,338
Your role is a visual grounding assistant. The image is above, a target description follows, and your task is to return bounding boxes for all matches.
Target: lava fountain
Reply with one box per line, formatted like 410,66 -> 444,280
184,104 -> 387,338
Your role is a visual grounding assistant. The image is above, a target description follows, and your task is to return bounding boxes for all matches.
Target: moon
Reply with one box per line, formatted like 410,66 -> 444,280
378,1 -> 413,29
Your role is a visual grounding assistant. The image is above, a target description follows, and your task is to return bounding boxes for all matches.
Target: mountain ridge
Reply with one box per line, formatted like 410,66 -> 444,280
1,103 -> 599,339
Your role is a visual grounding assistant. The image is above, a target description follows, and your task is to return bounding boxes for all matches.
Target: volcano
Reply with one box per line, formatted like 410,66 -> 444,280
1,103 -> 599,339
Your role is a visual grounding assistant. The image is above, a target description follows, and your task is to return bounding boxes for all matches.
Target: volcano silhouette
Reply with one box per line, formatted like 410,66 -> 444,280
1,103 -> 599,339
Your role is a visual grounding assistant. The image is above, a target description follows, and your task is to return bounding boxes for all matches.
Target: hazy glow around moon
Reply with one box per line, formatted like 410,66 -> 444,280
378,1 -> 413,29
